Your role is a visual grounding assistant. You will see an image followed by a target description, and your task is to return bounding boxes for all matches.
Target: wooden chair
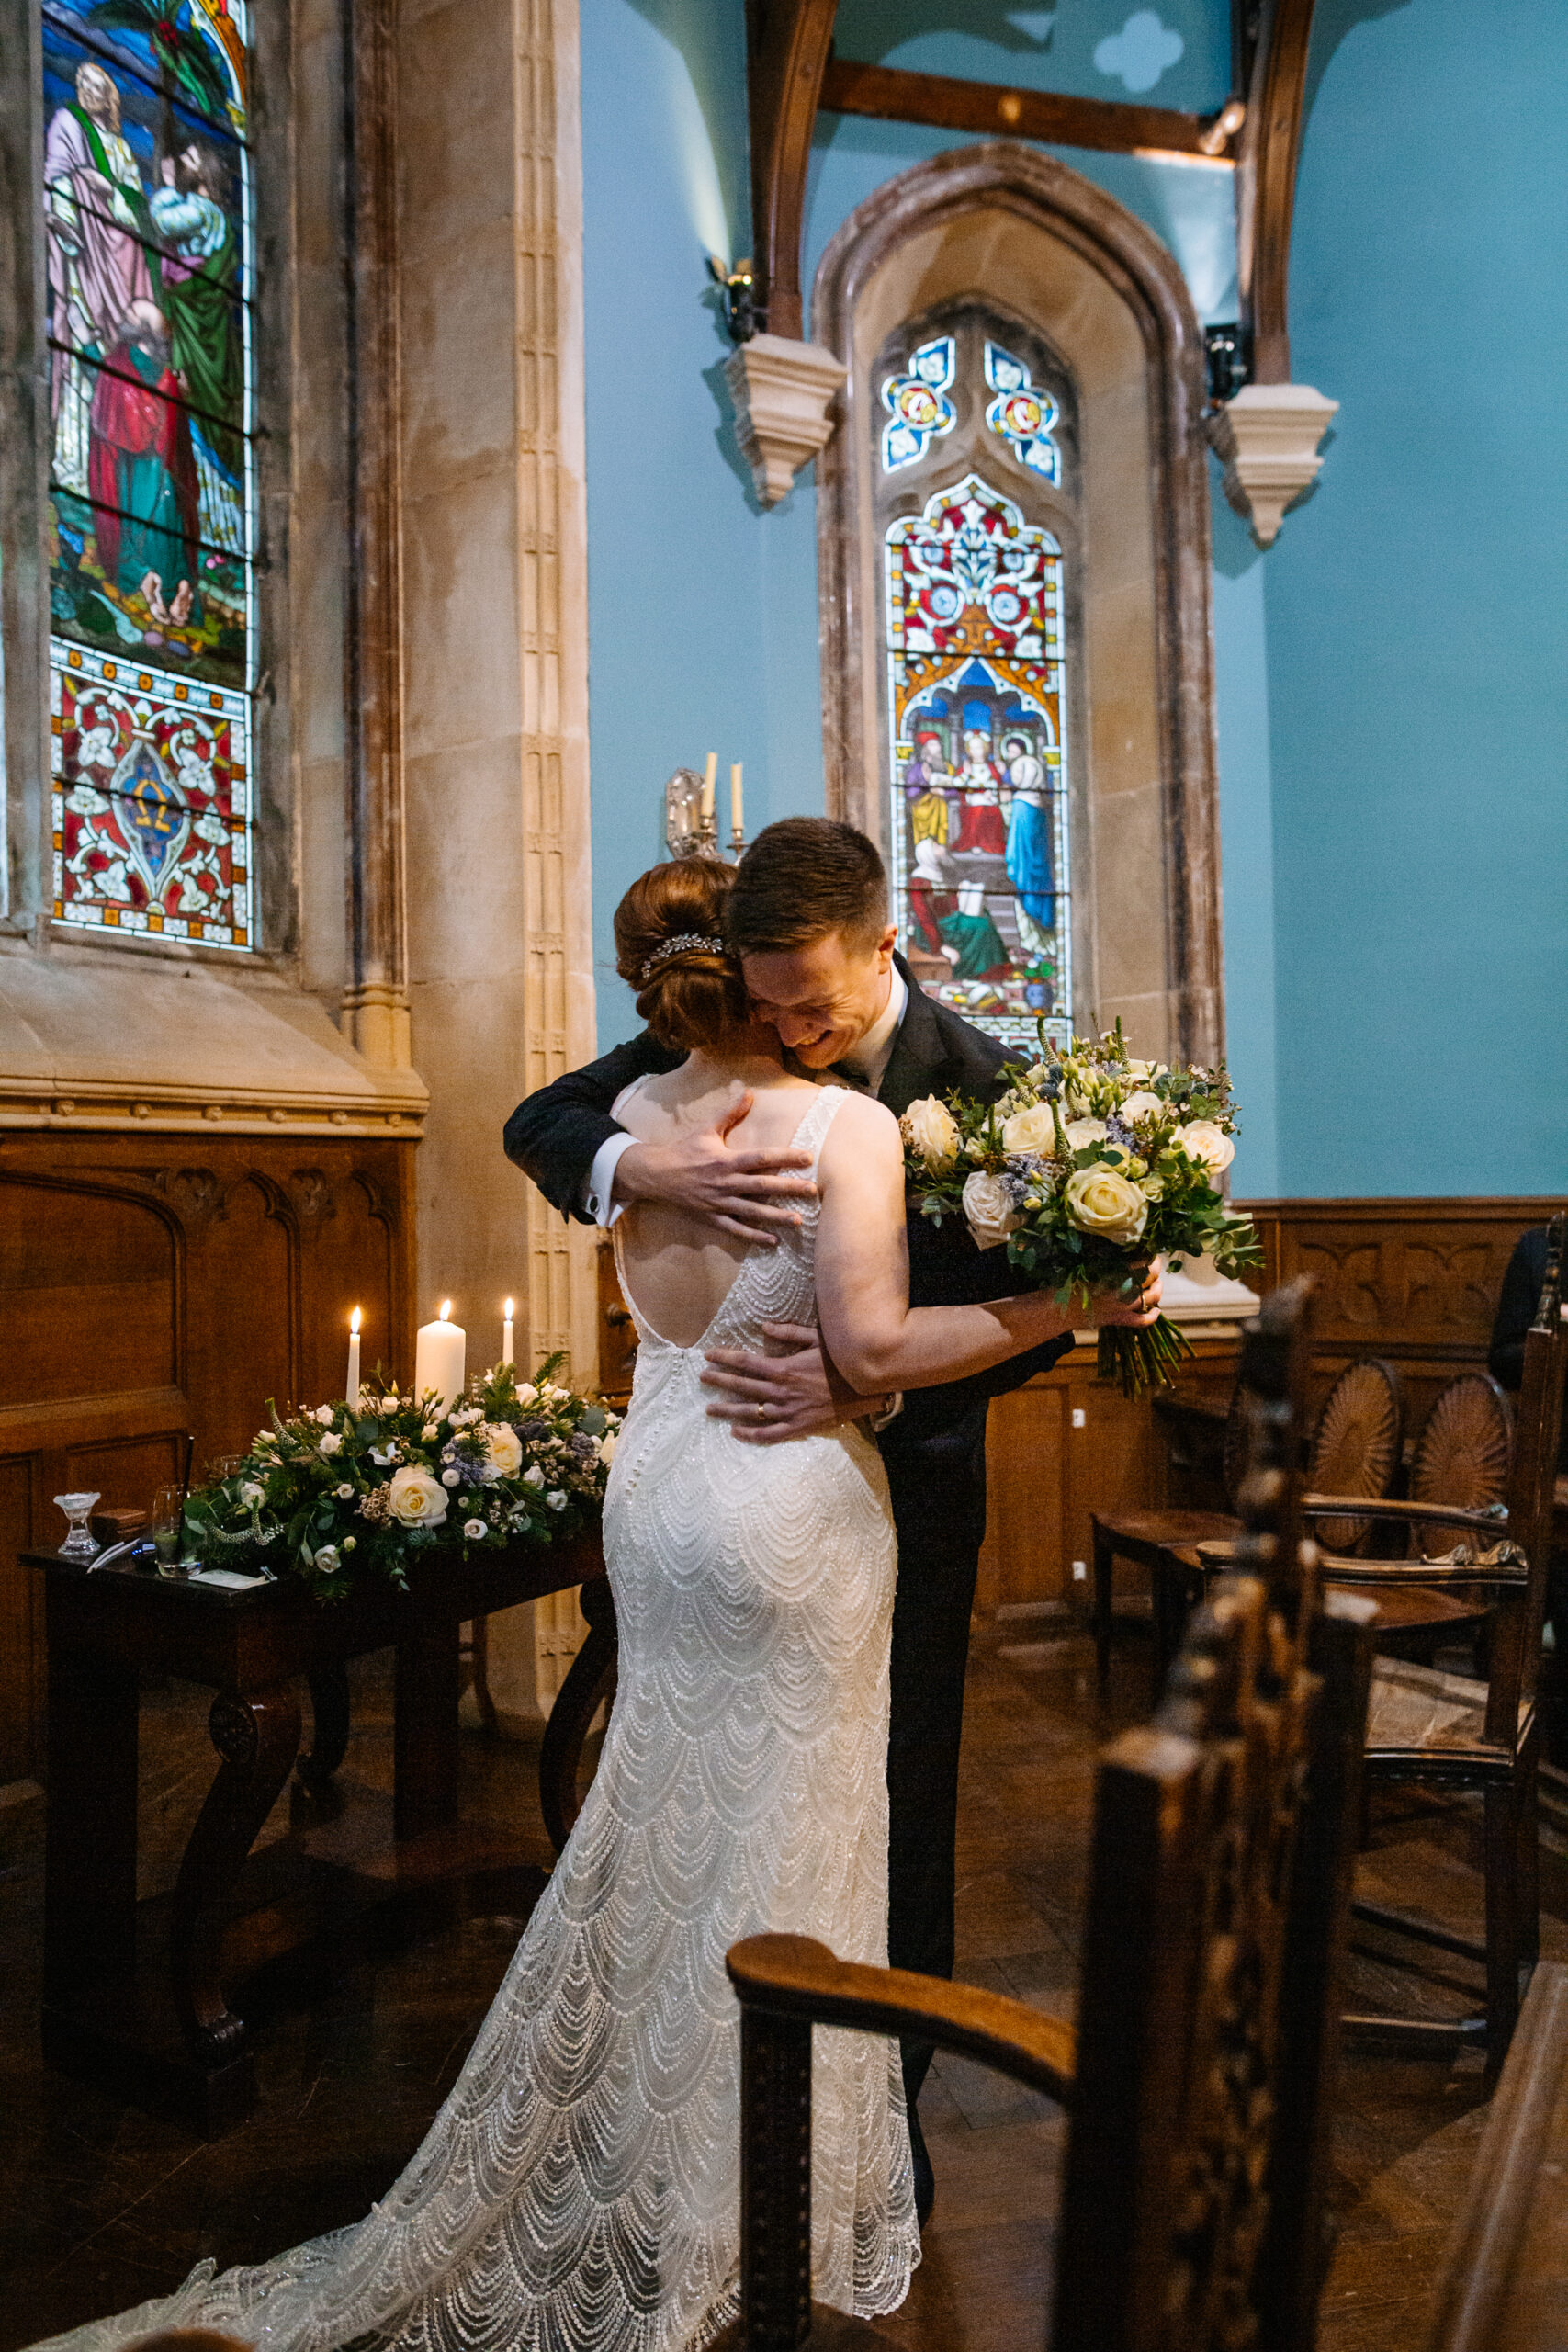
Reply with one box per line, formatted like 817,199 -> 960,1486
1093,1353 -> 1402,1699
716,1279 -> 1379,2352
1350,1371 -> 1514,1664
1299,1215 -> 1568,2059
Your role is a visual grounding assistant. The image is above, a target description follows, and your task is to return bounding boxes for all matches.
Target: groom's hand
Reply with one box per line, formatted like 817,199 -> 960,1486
703,1321 -> 878,1444
614,1091 -> 817,1245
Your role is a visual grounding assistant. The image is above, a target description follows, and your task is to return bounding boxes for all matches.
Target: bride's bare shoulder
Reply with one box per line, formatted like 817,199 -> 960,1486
820,1089 -> 901,1161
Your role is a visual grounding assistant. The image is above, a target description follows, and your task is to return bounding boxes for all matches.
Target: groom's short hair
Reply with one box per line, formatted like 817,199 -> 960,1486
727,819 -> 888,956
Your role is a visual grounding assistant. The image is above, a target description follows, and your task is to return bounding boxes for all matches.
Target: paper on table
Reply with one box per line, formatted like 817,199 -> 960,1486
187,1566 -> 272,1589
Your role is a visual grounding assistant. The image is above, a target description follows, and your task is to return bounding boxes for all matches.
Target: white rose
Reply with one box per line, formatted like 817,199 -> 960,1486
524,1464 -> 546,1490
422,1423 -> 439,1442
1064,1164 -> 1149,1246
387,1466 -> 448,1527
546,1489 -> 568,1511
239,1480 -> 265,1506
1127,1059 -> 1167,1080
313,1544 -> 340,1572
515,1383 -> 538,1408
900,1095 -> 961,1174
335,1482 -> 354,1500
379,1395 -> 401,1415
314,1406 -> 334,1427
319,1432 -> 343,1457
1120,1090 -> 1165,1125
485,1423 -> 524,1477
962,1170 -> 1021,1250
1064,1116 -> 1108,1150
1178,1120 -> 1236,1177
462,1518 -> 487,1540
999,1102 -> 1057,1156
598,1430 -> 618,1466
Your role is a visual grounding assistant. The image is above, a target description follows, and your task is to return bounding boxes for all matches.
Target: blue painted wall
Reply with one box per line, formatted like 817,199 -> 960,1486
580,0 -> 1566,1199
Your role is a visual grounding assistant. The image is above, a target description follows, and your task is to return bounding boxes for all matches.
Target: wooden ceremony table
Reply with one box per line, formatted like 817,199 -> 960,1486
26,1533 -> 617,2132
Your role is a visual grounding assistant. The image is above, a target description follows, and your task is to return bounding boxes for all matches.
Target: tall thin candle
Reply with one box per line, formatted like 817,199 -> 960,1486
502,1297 -> 515,1369
346,1306 -> 362,1408
701,751 -> 717,828
729,761 -> 743,840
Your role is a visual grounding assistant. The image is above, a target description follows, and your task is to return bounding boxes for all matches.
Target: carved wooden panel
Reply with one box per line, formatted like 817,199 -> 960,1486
0,1130 -> 418,1780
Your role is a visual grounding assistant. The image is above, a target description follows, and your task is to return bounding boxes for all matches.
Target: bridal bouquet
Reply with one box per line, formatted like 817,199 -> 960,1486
900,1023 -> 1261,1397
182,1357 -> 621,1600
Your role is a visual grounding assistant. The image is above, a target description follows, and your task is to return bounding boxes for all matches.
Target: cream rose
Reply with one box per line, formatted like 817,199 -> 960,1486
1178,1119 -> 1236,1177
485,1422 -> 524,1478
1065,1164 -> 1150,1246
1063,1115 -> 1108,1150
962,1170 -> 1021,1250
598,1430 -> 618,1467
900,1095 -> 961,1174
1120,1090 -> 1165,1125
999,1102 -> 1058,1156
387,1466 -> 449,1528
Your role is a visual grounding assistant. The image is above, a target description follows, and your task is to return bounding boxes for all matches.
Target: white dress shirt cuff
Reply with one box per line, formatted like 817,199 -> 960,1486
585,1131 -> 637,1227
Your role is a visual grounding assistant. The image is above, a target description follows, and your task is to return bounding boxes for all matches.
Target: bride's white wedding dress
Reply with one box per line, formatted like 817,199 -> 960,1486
40,1083 -> 918,2352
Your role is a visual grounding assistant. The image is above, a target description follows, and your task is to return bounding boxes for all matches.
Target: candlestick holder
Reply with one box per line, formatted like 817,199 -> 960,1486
728,825 -> 746,859
664,769 -> 728,861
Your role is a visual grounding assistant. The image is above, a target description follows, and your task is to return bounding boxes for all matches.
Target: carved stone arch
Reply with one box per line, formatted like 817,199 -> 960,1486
814,141 -> 1224,1066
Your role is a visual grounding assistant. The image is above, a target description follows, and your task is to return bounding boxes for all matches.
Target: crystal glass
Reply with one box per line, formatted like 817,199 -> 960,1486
53,1492 -> 102,1561
150,1483 -> 190,1577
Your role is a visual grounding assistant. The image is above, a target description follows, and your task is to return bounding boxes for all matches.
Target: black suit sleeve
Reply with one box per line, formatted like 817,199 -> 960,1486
503,1033 -> 681,1223
1489,1228 -> 1548,1392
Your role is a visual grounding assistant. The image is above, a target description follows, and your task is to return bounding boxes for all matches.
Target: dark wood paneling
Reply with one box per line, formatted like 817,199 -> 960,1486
0,1130 -> 418,1779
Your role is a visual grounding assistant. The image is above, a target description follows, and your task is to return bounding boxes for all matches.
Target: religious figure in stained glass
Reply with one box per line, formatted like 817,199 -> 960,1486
886,470 -> 1071,1050
42,0 -> 255,948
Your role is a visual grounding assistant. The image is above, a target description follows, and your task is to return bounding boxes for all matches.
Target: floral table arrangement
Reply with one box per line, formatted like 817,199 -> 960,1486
182,1358 -> 621,1600
900,1022 -> 1262,1397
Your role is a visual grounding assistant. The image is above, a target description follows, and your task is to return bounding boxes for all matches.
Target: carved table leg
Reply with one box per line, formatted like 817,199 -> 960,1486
170,1681 -> 302,2060
44,1645 -> 139,2005
394,1620 -> 462,1842
297,1661 -> 352,1788
539,1575 -> 618,1857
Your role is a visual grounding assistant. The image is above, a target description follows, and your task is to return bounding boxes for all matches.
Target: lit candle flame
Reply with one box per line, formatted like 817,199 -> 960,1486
350,1306 -> 362,1335
439,1299 -> 452,1322
504,1297 -> 514,1318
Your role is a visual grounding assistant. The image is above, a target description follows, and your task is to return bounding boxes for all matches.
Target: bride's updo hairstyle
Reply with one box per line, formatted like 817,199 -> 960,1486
614,857 -> 751,1053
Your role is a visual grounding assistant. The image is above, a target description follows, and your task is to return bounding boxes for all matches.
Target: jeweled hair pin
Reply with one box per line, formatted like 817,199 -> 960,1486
638,933 -> 728,983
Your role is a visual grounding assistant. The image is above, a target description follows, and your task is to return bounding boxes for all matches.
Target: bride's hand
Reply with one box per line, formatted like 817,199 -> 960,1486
615,1092 -> 818,1246
1085,1266 -> 1163,1329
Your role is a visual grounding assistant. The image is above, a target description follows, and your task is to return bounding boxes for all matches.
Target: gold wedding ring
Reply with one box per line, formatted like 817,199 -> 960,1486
754,1402 -> 768,1422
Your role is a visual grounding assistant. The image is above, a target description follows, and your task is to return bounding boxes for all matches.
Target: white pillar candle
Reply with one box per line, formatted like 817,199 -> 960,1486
730,761 -> 743,839
346,1306 -> 362,1408
701,750 -> 717,827
413,1300 -> 466,1417
502,1297 -> 515,1369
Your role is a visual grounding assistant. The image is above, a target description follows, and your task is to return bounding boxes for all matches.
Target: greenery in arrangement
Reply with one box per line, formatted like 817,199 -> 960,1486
183,1357 -> 622,1600
899,1020 -> 1263,1397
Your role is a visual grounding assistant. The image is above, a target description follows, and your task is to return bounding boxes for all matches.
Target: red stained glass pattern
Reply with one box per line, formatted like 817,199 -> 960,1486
51,644 -> 250,944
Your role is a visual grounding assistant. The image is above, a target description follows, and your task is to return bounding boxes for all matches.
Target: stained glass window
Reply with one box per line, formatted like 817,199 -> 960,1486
886,470 -> 1072,1053
42,0 -> 255,946
984,343 -> 1061,484
880,335 -> 957,473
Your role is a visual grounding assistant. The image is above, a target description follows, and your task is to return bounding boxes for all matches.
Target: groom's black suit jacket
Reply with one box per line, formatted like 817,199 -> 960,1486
502,954 -> 1073,1453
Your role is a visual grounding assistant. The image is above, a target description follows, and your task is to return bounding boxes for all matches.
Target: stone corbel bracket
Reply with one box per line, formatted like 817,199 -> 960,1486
723,334 -> 847,507
1207,383 -> 1338,548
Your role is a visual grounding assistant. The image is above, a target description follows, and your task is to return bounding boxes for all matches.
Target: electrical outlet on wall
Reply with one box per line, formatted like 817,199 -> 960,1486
1071,1408 -> 1087,1429
1071,1559 -> 1087,1580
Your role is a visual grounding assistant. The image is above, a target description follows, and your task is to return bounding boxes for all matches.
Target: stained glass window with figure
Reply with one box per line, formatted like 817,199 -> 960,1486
41,0 -> 255,947
878,310 -> 1077,1053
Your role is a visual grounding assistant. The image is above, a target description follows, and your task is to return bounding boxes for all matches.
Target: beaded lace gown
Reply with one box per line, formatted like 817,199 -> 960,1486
39,1082 -> 919,2352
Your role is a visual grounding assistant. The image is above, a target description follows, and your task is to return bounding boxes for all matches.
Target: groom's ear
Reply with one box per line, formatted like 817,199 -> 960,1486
875,922 -> 897,967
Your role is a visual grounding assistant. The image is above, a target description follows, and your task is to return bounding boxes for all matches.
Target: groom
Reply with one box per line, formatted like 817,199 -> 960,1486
504,818 -> 1074,2220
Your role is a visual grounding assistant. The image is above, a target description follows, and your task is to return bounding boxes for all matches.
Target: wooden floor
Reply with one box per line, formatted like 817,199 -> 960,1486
2,1609 -> 1563,2352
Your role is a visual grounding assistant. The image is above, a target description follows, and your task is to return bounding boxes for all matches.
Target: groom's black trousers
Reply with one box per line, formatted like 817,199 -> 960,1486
883,1403 -> 989,2105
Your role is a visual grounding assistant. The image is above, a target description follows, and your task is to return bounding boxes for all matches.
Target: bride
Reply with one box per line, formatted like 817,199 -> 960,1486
38,856 -> 1156,2352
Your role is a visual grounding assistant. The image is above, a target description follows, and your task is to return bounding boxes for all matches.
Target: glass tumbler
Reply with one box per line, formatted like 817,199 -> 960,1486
150,1483 -> 190,1577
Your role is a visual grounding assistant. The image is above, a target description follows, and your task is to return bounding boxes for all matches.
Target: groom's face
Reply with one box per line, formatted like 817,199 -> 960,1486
740,924 -> 897,1068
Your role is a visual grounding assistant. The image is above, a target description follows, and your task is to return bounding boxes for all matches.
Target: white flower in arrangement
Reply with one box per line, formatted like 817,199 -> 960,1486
1063,1116 -> 1108,1149
369,1443 -> 400,1466
441,1467 -> 461,1487
239,1481 -> 265,1506
319,1432 -> 343,1456
1120,1090 -> 1165,1125
1127,1059 -> 1166,1081
343,1535 -> 357,1552
313,1544 -> 341,1572
335,1483 -> 355,1500
546,1489 -> 568,1511
485,1423 -> 524,1478
524,1464 -> 546,1490
452,1406 -> 483,1428
314,1406 -> 335,1427
1178,1120 -> 1235,1176
463,1518 -> 487,1541
388,1466 -> 448,1527
422,1423 -> 439,1442
380,1394 -> 401,1415
1065,1164 -> 1149,1246
515,1383 -> 539,1408
998,1102 -> 1057,1156
598,1431 -> 618,1466
900,1096 -> 960,1174
962,1170 -> 1021,1250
